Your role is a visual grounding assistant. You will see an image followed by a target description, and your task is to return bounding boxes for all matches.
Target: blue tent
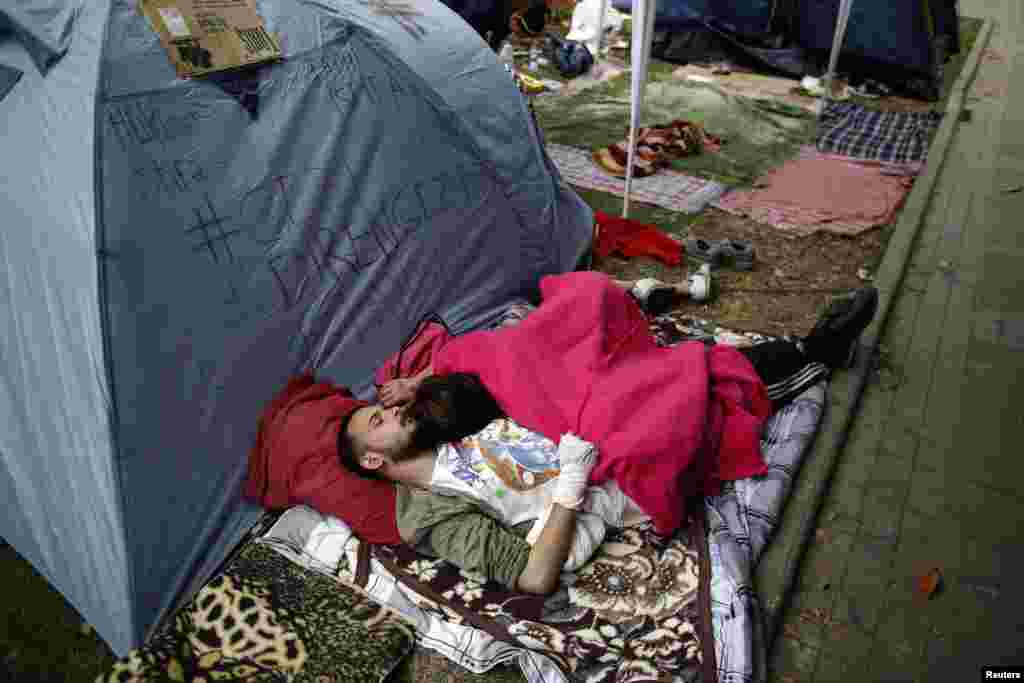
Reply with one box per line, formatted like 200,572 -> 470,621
610,0 -> 959,98
0,0 -> 592,657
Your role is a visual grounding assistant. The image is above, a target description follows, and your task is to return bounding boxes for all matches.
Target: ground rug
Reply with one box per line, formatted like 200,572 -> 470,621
533,76 -> 817,187
547,143 -> 728,214
713,147 -> 920,237
816,101 -> 943,164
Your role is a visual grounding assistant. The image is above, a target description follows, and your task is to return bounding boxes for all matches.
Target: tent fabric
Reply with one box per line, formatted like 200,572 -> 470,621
797,0 -> 936,75
610,0 -> 776,37
612,0 -> 959,97
0,63 -> 22,100
0,0 -> 592,658
0,1 -> 79,74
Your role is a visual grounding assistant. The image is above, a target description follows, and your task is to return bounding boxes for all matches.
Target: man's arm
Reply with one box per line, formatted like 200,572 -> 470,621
516,503 -> 577,594
424,508 -> 576,595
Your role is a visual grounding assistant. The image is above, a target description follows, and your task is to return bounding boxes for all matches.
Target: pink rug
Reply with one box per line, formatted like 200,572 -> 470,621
712,147 -> 922,236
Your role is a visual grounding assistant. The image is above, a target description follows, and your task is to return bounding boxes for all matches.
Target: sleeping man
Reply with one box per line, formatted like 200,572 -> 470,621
244,272 -> 877,595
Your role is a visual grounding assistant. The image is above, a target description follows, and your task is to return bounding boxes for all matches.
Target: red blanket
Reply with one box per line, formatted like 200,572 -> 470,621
432,272 -> 771,536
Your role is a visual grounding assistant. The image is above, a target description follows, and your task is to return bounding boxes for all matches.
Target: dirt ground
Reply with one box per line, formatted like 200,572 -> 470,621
594,207 -> 884,338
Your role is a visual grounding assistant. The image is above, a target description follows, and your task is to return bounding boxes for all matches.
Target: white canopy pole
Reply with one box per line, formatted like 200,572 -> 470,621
596,0 -> 610,56
622,0 -> 657,218
822,0 -> 854,104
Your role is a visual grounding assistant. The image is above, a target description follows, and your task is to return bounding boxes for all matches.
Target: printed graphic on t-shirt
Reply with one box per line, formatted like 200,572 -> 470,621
447,419 -> 560,499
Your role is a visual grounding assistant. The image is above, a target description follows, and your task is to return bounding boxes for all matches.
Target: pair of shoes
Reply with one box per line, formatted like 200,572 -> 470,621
684,238 -> 755,271
803,286 -> 880,369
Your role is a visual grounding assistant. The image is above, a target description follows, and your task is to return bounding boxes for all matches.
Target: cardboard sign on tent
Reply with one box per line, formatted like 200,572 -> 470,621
0,0 -> 592,657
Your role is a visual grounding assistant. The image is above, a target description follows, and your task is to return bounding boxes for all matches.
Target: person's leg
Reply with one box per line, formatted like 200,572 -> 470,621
741,339 -> 830,409
613,266 -> 715,316
742,287 -> 880,409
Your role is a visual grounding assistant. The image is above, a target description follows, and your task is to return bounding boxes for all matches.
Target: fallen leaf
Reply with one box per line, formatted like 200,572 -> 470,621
917,568 -> 943,599
783,623 -> 802,640
1002,185 -> 1024,195
828,621 -> 849,639
815,528 -> 831,544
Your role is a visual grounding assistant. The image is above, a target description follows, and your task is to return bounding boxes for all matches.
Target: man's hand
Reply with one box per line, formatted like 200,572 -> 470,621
552,433 -> 597,509
378,378 -> 417,407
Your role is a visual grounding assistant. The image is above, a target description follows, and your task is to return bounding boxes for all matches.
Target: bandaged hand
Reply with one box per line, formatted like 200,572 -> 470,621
552,433 -> 597,510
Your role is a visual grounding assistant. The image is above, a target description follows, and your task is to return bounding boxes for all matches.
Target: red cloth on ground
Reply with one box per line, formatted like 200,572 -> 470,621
243,374 -> 402,545
432,272 -> 771,536
593,210 -> 682,266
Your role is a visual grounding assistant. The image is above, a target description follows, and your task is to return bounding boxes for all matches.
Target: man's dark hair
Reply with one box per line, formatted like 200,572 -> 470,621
405,373 -> 504,451
336,373 -> 504,480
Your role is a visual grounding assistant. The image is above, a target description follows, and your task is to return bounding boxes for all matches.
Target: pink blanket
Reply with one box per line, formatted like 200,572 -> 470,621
715,146 -> 917,237
431,272 -> 771,536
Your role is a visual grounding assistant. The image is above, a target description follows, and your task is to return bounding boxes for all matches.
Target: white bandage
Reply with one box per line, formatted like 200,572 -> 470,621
551,433 -> 597,510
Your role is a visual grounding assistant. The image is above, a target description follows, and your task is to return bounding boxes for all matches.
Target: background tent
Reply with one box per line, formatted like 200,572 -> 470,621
611,0 -> 960,99
0,0 -> 592,657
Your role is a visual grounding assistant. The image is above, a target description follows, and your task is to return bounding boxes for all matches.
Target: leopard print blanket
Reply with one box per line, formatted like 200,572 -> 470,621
98,542 -> 414,683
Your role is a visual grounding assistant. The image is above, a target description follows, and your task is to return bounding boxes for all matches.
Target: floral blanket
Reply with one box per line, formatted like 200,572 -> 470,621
372,517 -> 713,682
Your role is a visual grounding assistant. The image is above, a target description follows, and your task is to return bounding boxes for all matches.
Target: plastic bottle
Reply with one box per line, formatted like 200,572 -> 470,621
499,42 -> 515,69
528,44 -> 540,71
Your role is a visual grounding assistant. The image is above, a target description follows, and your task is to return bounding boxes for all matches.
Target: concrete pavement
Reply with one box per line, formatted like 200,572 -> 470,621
758,1 -> 1024,681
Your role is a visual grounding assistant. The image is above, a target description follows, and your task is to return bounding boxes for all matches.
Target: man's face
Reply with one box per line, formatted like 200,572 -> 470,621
346,404 -> 416,465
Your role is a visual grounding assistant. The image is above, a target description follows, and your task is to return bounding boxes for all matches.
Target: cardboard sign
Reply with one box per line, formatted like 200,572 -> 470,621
139,0 -> 281,77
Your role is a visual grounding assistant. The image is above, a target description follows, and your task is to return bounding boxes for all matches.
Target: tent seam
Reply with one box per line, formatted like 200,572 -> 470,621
92,0 -> 138,655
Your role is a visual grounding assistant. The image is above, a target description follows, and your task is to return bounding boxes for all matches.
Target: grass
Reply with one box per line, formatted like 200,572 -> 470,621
0,543 -> 115,682
0,15 -> 985,683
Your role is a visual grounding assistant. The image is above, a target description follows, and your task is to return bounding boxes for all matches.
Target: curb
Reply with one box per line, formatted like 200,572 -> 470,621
763,16 -> 995,655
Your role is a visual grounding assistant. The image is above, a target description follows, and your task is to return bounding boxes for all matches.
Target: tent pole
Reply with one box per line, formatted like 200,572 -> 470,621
623,0 -> 657,218
821,0 -> 853,108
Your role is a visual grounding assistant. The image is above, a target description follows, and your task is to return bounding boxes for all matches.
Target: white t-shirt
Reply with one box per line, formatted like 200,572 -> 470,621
429,418 -> 647,568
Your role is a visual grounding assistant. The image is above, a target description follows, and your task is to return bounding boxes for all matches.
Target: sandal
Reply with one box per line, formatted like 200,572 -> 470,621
671,119 -> 723,153
592,146 -> 657,178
